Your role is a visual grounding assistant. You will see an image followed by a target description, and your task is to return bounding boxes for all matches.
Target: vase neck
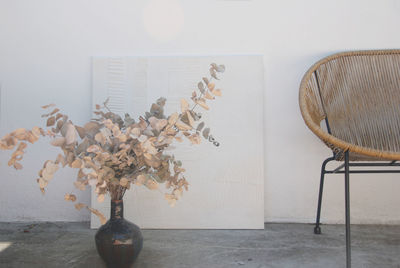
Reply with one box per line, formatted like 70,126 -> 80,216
110,199 -> 124,220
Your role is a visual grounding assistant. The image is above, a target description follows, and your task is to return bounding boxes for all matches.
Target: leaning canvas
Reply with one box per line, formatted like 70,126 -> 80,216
91,56 -> 264,229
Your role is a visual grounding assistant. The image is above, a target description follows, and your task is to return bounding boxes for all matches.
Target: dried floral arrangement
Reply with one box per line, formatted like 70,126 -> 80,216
0,63 -> 225,224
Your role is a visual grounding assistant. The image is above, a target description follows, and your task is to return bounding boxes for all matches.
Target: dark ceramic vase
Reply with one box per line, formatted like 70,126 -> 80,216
95,199 -> 143,268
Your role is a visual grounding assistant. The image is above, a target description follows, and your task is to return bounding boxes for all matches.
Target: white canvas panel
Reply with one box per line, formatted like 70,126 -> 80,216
91,56 -> 264,229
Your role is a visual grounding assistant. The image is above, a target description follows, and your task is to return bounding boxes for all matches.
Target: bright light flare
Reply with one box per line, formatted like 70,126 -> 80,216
143,0 -> 185,42
0,242 -> 12,252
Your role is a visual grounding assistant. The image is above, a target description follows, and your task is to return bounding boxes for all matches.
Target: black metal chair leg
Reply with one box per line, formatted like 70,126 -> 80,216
314,156 -> 335,235
344,150 -> 351,268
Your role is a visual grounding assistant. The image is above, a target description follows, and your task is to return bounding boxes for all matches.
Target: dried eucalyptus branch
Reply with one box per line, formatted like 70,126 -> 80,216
0,63 -> 225,223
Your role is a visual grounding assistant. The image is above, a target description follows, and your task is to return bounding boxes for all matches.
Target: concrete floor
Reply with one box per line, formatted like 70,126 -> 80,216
0,222 -> 399,268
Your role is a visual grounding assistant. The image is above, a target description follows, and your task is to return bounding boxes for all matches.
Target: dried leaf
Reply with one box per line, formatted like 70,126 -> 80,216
135,174 -> 146,185
11,151 -> 23,159
46,116 -> 56,127
120,177 -> 129,187
165,194 -> 177,207
55,113 -> 63,121
64,123 -> 77,145
196,99 -> 209,110
203,128 -> 210,139
157,97 -> 166,107
32,126 -> 41,138
78,169 -> 86,179
83,122 -> 101,136
26,132 -> 39,143
97,194 -> 105,203
204,91 -> 215,100
150,103 -> 164,119
64,194 -> 77,202
88,178 -> 97,186
51,137 -> 65,147
117,134 -> 127,143
217,64 -> 225,73
56,154 -> 67,167
71,159 -> 82,168
186,111 -> 195,127
56,120 -> 64,132
157,119 -> 168,131
66,152 -> 75,165
173,188 -> 183,198
87,207 -> 107,225
95,132 -> 104,144
42,104 -> 55,109
42,161 -> 59,181
143,140 -> 157,155
75,126 -> 86,139
13,128 -> 26,139
138,135 -> 147,143
17,142 -> 27,151
207,82 -> 215,91
38,178 -> 48,188
130,128 -> 141,138
198,82 -> 205,94
175,120 -> 192,131
75,203 -> 86,210
76,138 -> 89,154
168,113 -> 179,125
210,68 -> 219,80
14,162 -> 23,170
180,99 -> 189,113
196,122 -> 205,132
143,152 -> 152,160
149,117 -> 168,132
50,108 -> 60,116
87,144 -> 101,153
74,181 -> 86,191
103,119 -> 113,129
211,63 -> 225,73
145,178 -> 158,190
188,133 -> 201,144
212,89 -> 222,96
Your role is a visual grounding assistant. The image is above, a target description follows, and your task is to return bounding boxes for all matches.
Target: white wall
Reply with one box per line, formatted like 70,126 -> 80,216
1,0 -> 400,224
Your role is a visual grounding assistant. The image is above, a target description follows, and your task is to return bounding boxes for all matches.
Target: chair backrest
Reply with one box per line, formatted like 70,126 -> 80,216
303,50 -> 400,154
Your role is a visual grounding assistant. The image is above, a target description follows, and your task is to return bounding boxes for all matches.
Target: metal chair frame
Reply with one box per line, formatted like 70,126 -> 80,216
314,152 -> 400,268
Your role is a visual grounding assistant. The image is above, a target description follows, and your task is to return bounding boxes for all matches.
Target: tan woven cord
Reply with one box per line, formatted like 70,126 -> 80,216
299,50 -> 400,161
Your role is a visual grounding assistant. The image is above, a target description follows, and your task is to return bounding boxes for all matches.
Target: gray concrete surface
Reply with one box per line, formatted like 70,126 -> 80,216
0,222 -> 399,268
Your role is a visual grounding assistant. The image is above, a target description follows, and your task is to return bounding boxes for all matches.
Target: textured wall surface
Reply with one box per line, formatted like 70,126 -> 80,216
1,0 -> 400,224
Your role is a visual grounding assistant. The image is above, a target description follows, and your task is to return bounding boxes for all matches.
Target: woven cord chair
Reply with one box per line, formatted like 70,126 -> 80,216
299,50 -> 400,268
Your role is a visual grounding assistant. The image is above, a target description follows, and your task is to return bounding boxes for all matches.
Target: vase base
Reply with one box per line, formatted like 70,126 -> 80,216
95,201 -> 143,268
